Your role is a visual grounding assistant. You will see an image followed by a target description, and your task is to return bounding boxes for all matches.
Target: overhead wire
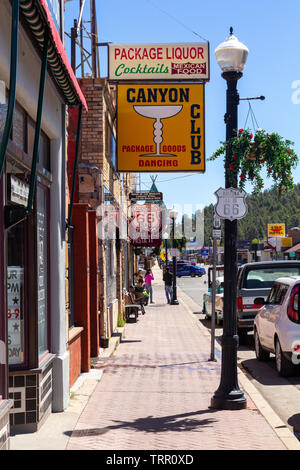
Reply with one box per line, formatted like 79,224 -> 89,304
144,0 -> 209,43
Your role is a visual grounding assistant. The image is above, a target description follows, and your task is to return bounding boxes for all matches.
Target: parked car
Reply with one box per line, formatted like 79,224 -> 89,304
236,261 -> 300,341
253,276 -> 300,377
176,264 -> 206,277
202,265 -> 224,325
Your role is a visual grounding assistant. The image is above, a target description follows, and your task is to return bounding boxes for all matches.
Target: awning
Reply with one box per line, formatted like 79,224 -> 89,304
19,0 -> 87,111
285,243 -> 300,253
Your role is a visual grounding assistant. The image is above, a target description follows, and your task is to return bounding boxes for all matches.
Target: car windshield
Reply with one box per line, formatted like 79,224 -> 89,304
244,266 -> 300,289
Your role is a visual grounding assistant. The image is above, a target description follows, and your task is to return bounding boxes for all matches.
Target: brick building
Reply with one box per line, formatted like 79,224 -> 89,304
67,78 -> 137,387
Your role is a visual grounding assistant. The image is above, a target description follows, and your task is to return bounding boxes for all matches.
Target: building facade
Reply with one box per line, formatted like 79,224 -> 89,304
67,77 -> 137,388
0,0 -> 87,444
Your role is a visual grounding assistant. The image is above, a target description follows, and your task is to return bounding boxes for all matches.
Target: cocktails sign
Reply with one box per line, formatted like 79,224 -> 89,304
109,43 -> 209,82
117,83 -> 205,172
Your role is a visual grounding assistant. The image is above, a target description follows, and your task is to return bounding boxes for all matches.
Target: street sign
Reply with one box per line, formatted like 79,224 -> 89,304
213,210 -> 221,229
214,187 -> 248,221
130,192 -> 163,201
212,229 -> 221,239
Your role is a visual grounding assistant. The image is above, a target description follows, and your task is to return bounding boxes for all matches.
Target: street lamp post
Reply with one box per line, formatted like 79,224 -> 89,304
170,207 -> 179,305
210,28 -> 248,410
163,232 -> 169,267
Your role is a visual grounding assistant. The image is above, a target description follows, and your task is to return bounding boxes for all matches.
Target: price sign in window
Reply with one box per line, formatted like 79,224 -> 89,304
7,267 -> 24,364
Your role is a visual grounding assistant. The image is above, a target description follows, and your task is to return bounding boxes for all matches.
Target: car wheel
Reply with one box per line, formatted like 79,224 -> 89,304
191,272 -> 196,277
275,338 -> 295,377
254,328 -> 270,361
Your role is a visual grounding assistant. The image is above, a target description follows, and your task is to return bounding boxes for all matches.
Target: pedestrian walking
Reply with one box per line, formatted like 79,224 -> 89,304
163,267 -> 173,304
144,269 -> 154,303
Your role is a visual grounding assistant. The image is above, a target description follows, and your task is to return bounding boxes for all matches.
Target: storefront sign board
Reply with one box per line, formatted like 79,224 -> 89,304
117,83 -> 205,172
267,223 -> 285,237
109,43 -> 209,81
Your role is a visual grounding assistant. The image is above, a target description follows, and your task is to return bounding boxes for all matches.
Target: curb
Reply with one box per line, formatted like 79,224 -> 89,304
177,287 -> 300,451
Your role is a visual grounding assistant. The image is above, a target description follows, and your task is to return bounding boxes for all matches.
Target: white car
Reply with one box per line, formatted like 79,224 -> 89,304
253,276 -> 300,377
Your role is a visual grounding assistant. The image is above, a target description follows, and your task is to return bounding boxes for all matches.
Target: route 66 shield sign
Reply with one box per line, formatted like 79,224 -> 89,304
214,187 -> 248,221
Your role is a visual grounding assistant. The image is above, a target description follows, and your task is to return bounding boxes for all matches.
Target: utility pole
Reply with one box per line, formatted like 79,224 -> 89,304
80,0 -> 84,77
90,0 -> 97,78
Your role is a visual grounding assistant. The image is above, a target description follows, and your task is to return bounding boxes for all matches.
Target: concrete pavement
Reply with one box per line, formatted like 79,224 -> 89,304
10,263 -> 300,450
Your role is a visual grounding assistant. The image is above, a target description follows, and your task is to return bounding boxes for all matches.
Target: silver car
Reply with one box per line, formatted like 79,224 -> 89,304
236,261 -> 300,342
254,276 -> 300,377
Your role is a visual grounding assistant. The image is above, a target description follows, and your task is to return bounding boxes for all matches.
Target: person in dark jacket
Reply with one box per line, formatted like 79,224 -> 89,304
163,267 -> 173,304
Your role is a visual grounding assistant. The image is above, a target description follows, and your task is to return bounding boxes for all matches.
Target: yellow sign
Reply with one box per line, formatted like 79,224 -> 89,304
117,84 -> 205,172
267,224 -> 285,237
281,237 -> 293,247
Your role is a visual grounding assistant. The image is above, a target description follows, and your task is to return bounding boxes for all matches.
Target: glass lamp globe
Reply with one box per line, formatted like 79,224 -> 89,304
169,207 -> 178,220
215,28 -> 249,73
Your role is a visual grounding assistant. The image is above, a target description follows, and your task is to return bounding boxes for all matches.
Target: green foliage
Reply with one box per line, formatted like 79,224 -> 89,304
117,313 -> 126,328
204,184 -> 300,245
210,129 -> 298,193
173,236 -> 188,252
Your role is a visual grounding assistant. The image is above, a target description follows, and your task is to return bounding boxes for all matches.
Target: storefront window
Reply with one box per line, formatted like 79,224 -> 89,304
36,185 -> 49,358
7,222 -> 25,365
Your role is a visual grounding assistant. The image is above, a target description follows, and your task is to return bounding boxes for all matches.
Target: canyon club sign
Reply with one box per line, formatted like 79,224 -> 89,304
109,43 -> 210,81
117,83 -> 205,172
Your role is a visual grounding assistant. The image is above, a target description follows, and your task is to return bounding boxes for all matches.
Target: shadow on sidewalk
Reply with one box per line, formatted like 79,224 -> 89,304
64,409 -> 219,438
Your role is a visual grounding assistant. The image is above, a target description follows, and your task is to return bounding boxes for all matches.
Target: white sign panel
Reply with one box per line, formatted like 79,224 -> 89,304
109,43 -> 210,81
212,229 -> 222,239
7,267 -> 23,364
214,187 -> 248,221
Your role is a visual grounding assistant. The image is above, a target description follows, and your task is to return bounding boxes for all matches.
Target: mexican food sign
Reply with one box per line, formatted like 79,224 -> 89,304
117,83 -> 205,172
109,43 -> 209,81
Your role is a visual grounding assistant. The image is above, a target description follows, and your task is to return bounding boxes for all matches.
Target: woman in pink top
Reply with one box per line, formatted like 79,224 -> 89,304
144,269 -> 154,303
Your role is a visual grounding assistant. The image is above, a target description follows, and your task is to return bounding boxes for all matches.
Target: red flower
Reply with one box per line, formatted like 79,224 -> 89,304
233,154 -> 237,160
238,128 -> 244,133
249,133 -> 253,140
259,184 -> 263,188
239,174 -> 245,180
286,150 -> 291,154
279,189 -> 283,194
260,159 -> 265,164
229,164 -> 234,171
268,168 -> 272,173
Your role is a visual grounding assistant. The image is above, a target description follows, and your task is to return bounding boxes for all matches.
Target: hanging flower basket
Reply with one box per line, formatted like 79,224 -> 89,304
210,129 -> 298,193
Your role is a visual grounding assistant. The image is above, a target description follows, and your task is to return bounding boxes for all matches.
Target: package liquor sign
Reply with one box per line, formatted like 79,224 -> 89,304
109,43 -> 210,82
117,83 -> 205,172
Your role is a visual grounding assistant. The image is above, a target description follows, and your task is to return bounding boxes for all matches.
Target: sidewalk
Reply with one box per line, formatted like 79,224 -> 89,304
65,264 -> 294,450
10,264 -> 300,450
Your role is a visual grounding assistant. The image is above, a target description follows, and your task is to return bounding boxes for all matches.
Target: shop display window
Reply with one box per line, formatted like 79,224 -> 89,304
7,222 -> 25,365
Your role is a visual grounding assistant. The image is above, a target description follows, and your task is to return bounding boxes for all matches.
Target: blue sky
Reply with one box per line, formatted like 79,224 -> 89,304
64,0 -> 300,213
